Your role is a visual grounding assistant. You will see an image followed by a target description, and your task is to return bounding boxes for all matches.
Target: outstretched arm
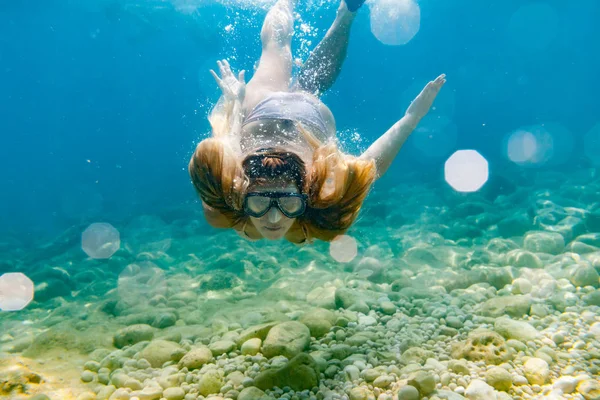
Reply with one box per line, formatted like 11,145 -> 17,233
359,74 -> 446,179
209,60 -> 246,141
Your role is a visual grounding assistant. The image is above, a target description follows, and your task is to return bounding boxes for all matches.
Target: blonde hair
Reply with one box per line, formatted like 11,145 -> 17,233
188,122 -> 376,244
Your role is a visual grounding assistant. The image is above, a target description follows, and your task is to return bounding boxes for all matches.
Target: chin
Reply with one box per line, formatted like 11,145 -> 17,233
261,228 -> 286,240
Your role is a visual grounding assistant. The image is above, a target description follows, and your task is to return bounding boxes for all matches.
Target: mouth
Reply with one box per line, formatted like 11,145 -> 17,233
263,226 -> 281,231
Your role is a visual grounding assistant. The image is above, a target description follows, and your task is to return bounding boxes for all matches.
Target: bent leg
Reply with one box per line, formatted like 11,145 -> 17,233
244,0 -> 297,114
297,1 -> 359,96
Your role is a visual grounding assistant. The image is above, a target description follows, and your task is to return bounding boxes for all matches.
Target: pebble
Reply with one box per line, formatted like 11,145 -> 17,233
446,316 -> 463,329
80,370 -> 95,383
241,338 -> 261,356
397,385 -> 419,400
84,361 -> 101,372
335,330 -> 347,342
361,369 -> 381,382
465,379 -> 496,400
108,388 -> 130,400
209,340 -> 236,356
241,377 -> 254,387
511,278 -> 532,294
485,367 -> 512,391
163,387 -> 186,400
552,376 -> 578,394
349,387 -> 371,400
523,358 -> 550,385
379,302 -> 396,315
372,375 -> 394,388
577,379 -> 600,399
358,316 -> 377,326
238,387 -> 267,400
344,365 -> 360,381
179,347 -> 213,370
124,378 -> 143,390
407,371 -> 435,396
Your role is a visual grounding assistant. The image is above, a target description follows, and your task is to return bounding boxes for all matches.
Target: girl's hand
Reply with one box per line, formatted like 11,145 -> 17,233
210,59 -> 246,102
405,74 -> 446,122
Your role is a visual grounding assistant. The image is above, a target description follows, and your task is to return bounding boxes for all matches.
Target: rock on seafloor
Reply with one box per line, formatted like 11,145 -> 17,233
6,176 -> 600,400
260,321 -> 311,359
254,353 -> 319,391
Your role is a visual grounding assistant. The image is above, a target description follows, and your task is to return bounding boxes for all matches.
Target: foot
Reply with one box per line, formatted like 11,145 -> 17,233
344,0 -> 366,12
405,74 -> 447,121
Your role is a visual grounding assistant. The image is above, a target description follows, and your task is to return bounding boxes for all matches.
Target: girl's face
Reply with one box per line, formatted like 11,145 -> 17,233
247,180 -> 299,240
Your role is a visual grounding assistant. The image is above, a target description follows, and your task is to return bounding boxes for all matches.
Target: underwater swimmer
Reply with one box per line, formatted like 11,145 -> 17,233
189,0 -> 445,243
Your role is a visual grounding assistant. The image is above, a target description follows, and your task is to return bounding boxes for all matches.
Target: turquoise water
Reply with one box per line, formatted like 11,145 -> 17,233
1,1 -> 600,399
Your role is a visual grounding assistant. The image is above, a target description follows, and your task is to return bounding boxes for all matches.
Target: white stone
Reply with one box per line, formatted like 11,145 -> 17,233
523,358 -> 550,385
465,379 -> 497,400
511,278 -> 532,294
523,231 -> 565,255
344,365 -> 360,381
494,317 -> 540,341
552,376 -> 577,394
358,315 -> 377,327
589,322 -> 600,337
241,338 -> 261,356
532,279 -> 558,299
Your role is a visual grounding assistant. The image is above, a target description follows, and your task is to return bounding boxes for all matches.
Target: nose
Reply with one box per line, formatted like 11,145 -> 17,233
267,207 -> 282,223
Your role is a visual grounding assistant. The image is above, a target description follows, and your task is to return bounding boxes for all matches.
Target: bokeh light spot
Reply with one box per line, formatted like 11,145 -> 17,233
369,0 -> 420,46
0,273 -> 34,311
507,130 -> 538,163
330,235 -> 358,263
444,150 -> 489,193
584,123 -> 600,166
118,262 -> 167,307
508,3 -> 559,51
82,223 -> 120,259
504,123 -> 573,167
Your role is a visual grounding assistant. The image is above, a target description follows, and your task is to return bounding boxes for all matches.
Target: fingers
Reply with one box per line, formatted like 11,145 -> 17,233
218,59 -> 234,78
210,69 -> 222,86
422,74 -> 446,94
217,60 -> 227,78
214,59 -> 244,87
433,73 -> 446,86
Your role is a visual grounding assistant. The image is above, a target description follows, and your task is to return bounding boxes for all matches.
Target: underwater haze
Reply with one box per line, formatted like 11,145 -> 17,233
1,0 -> 600,399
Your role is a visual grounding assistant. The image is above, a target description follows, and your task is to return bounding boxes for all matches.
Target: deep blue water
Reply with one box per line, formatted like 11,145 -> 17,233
1,0 -> 599,242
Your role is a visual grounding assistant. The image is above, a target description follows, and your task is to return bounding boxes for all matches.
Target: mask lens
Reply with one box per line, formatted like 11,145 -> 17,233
246,196 -> 271,215
278,196 -> 303,215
